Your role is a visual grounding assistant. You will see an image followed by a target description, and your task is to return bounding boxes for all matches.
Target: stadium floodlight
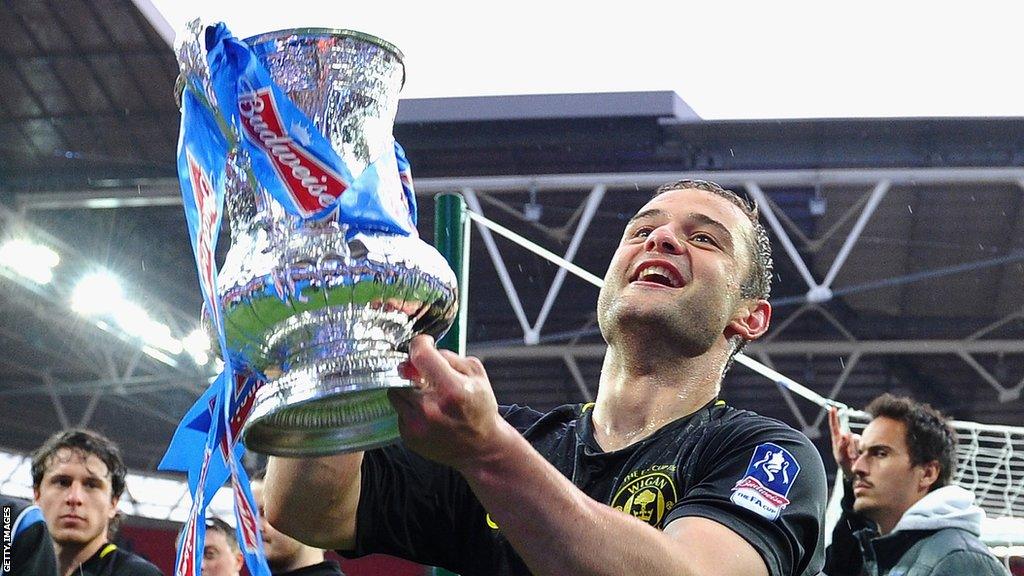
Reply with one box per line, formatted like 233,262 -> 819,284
139,319 -> 184,355
72,271 -> 124,315
182,328 -> 211,365
0,238 -> 60,285
112,301 -> 152,337
111,302 -> 185,356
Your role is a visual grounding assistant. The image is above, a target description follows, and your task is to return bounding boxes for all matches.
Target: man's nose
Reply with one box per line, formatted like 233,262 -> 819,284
644,226 -> 682,254
65,482 -> 84,504
851,453 -> 869,477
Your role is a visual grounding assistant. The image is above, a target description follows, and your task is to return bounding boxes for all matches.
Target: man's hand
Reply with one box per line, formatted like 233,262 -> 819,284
388,334 -> 512,470
828,407 -> 860,480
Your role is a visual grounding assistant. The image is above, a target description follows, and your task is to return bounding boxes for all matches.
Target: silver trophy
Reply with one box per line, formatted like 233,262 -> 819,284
177,25 -> 458,456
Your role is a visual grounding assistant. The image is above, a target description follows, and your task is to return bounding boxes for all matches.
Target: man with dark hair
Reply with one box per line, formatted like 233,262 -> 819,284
31,428 -> 162,576
1,494 -> 58,576
265,180 -> 828,576
250,470 -> 344,576
202,517 -> 243,576
826,394 -> 1009,576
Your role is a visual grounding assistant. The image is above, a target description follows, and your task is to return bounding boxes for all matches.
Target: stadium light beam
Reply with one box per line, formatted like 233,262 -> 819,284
0,238 -> 60,285
182,328 -> 212,365
72,271 -> 124,315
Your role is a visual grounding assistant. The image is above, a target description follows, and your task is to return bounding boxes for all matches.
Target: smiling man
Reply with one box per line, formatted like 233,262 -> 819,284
31,429 -> 162,576
265,180 -> 827,576
826,395 -> 1008,576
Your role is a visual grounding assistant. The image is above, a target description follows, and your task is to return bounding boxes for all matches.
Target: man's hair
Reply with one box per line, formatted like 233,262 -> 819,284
250,467 -> 266,482
866,393 -> 958,490
31,429 -> 127,500
653,179 -> 774,367
206,517 -> 240,553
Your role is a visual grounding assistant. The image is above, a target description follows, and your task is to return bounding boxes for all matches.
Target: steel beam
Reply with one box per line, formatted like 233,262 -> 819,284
19,167 -> 1024,210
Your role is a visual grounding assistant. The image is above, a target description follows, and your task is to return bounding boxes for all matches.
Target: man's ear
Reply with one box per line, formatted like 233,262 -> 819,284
918,460 -> 941,492
109,496 -> 120,519
727,299 -> 771,341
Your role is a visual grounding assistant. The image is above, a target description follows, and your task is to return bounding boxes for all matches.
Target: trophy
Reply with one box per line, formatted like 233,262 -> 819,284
176,24 -> 458,457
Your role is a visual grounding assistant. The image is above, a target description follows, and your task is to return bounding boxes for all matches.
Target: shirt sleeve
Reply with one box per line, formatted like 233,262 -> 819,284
340,441 -> 476,567
340,405 -> 539,573
664,418 -> 828,576
11,520 -> 59,576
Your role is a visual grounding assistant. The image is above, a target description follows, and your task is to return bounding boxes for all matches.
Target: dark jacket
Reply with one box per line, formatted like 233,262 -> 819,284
825,481 -> 1009,576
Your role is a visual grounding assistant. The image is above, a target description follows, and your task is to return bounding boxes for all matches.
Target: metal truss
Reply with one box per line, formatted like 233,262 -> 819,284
0,204 -> 208,438
11,167 -> 1024,432
428,168 -> 1024,431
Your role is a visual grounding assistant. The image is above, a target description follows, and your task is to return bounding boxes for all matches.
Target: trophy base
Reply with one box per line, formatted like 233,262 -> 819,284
243,363 -> 411,456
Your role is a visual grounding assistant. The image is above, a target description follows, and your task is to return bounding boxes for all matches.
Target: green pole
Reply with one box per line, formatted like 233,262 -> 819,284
430,192 -> 468,576
434,192 -> 469,356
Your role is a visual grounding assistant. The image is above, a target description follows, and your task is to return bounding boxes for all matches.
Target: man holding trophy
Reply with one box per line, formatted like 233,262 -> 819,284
264,180 -> 828,576
168,19 -> 826,576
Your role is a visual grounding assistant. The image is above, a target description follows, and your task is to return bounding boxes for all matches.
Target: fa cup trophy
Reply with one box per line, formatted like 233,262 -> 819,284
176,23 -> 458,456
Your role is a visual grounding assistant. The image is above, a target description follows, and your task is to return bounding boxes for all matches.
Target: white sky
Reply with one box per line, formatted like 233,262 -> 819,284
142,1 -> 1024,120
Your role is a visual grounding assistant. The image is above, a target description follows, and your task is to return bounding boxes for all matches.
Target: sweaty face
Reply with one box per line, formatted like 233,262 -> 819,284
34,448 -> 118,549
251,481 -> 306,570
597,188 -> 758,356
201,530 -> 243,576
851,417 -> 933,527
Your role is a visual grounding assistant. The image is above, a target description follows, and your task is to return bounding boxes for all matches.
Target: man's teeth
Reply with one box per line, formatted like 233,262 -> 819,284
639,266 -> 677,287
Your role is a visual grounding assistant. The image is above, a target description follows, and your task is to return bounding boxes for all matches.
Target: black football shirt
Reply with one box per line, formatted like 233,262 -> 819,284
343,401 -> 826,576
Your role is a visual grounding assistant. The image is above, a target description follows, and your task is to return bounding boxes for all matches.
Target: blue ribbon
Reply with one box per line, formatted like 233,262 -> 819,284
161,82 -> 270,576
162,21 -> 420,576
205,23 -> 417,235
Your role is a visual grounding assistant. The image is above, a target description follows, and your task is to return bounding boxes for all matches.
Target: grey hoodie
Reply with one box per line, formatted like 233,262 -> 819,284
889,485 -> 985,534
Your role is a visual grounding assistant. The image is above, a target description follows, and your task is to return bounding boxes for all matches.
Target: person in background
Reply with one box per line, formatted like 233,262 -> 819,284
826,394 -> 1009,576
265,180 -> 829,576
201,517 -> 244,576
32,428 -> 162,576
250,469 -> 345,576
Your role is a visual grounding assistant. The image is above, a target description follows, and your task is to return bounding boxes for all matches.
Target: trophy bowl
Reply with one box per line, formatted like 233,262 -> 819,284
183,27 -> 458,456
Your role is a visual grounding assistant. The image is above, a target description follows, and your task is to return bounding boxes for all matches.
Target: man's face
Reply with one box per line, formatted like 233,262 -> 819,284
851,417 -> 932,524
251,481 -> 306,570
597,187 -> 765,355
201,529 -> 243,576
33,448 -> 118,549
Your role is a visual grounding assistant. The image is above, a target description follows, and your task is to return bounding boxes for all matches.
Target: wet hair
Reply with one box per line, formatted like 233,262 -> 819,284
31,429 -> 127,500
866,393 -> 957,490
206,516 -> 240,553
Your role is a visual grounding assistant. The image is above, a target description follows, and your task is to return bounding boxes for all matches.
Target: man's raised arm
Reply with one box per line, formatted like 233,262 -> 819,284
388,336 -> 772,576
263,453 -> 363,550
465,425 -> 768,576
